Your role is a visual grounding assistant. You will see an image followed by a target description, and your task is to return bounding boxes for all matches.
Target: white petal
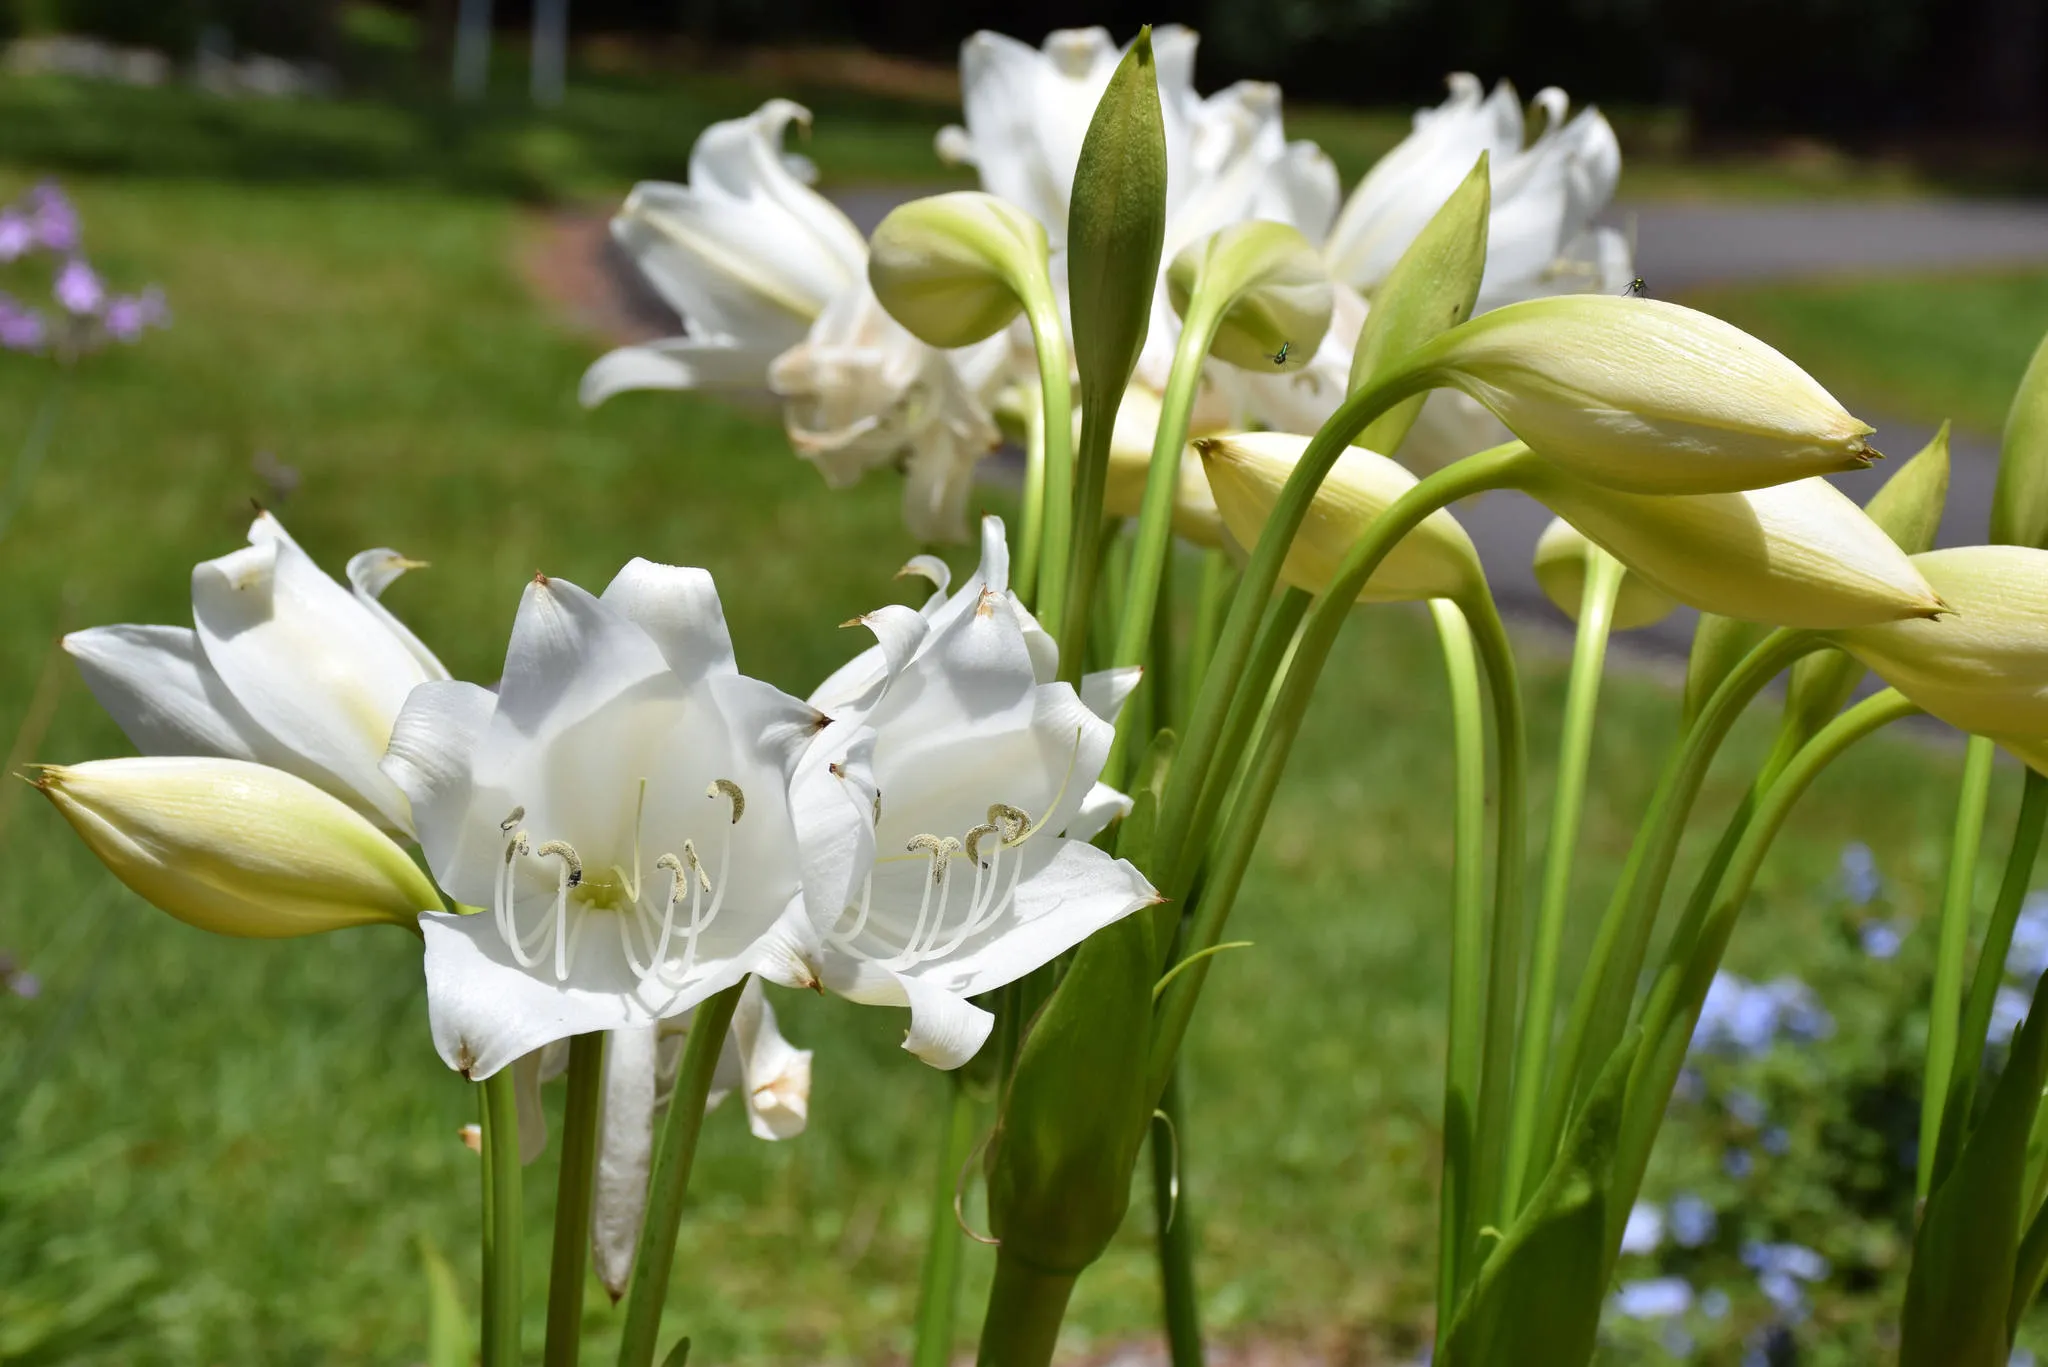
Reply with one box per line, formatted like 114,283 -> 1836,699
820,952 -> 993,1069
731,980 -> 811,1140
808,606 -> 929,718
592,1023 -> 658,1299
514,1047 -> 550,1165
381,680 -> 496,887
491,575 -> 671,742
345,549 -> 450,682
63,624 -> 273,763
1066,781 -> 1134,844
707,673 -> 828,785
1080,666 -> 1144,725
192,515 -> 426,829
599,560 -> 738,688
578,337 -> 774,408
787,728 -> 878,955
916,838 -> 1155,997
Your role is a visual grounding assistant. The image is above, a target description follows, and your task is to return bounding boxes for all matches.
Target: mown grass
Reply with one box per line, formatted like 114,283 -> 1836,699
0,168 -> 2029,1364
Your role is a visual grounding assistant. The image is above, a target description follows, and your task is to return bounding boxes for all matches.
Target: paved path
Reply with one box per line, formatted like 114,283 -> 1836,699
588,191 -> 2048,656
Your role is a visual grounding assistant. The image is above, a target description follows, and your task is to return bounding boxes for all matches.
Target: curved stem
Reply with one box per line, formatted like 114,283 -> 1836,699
544,1033 -> 606,1367
1427,598 -> 1486,1334
1921,734 -> 2000,1202
616,981 -> 746,1367
1104,295 -> 1222,783
1502,549 -> 1622,1216
1147,445 -> 1532,1098
1610,689 -> 1921,1249
1152,1067 -> 1203,1367
1025,299 -> 1078,653
1934,765 -> 2048,1191
1148,368 -> 1438,883
1013,385 -> 1048,609
480,1068 -> 525,1367
1530,627 -> 1823,1174
1463,591 -> 1529,1247
912,1070 -> 980,1367
975,1255 -> 1077,1367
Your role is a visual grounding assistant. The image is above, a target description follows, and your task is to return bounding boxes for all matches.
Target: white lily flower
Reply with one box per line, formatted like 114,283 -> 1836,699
761,517 -> 1155,1068
383,562 -> 819,1080
64,512 -> 445,833
513,979 -> 811,1297
580,99 -> 869,407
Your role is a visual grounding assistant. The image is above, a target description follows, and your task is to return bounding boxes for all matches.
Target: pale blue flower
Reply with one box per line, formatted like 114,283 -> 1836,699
1669,1193 -> 1717,1248
1839,841 -> 1881,905
1621,1201 -> 1665,1256
1612,1276 -> 1693,1320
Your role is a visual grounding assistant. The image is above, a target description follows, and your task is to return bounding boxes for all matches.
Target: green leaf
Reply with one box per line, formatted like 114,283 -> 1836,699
1348,153 -> 1491,457
659,1337 -> 693,1367
1901,964 -> 2048,1365
1994,328 -> 2048,548
417,1235 -> 469,1367
1782,422 -> 1951,741
985,908 -> 1157,1274
1682,614 -> 1768,729
1439,1032 -> 1637,1367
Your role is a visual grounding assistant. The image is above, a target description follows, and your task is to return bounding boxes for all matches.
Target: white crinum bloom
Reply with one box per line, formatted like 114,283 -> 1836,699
584,99 -> 1008,543
758,517 -> 1155,1069
63,512 -> 445,833
514,979 -> 811,1296
383,563 -> 819,1081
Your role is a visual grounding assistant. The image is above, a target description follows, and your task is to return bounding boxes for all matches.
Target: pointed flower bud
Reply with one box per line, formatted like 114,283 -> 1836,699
1198,431 -> 1483,603
1531,517 -> 1675,631
1411,296 -> 1879,494
1523,465 -> 1944,628
1994,329 -> 2048,549
867,191 -> 1053,349
1834,546 -> 2048,768
36,757 -> 440,937
1166,220 -> 1333,374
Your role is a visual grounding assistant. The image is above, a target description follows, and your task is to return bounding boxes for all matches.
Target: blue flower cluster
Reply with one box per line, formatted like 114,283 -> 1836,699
1691,972 -> 1835,1058
1988,891 -> 2048,1051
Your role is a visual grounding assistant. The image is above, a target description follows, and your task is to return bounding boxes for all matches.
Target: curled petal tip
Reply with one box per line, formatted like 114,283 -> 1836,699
839,616 -> 865,629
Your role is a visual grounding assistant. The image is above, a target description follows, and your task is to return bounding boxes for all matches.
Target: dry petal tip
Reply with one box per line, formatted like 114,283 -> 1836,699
532,570 -> 550,587
839,616 -> 866,629
1192,436 -> 1222,458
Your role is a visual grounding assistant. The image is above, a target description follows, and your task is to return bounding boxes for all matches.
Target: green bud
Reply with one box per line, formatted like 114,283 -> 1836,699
867,191 -> 1053,348
37,757 -> 439,937
1348,152 -> 1490,457
1531,518 -> 1675,631
986,913 -> 1156,1274
1165,220 -> 1333,374
1783,423 -> 1951,741
1994,328 -> 2048,548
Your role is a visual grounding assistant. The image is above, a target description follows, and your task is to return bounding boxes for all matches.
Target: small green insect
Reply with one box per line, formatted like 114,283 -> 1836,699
1621,277 -> 1647,297
1270,341 -> 1291,366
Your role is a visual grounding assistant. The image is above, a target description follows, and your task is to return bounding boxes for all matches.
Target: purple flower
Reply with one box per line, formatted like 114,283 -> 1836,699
1612,1276 -> 1693,1320
9,971 -> 39,999
104,286 -> 168,342
0,295 -> 47,352
30,182 -> 79,254
53,258 -> 104,316
1669,1193 -> 1718,1248
0,212 -> 30,262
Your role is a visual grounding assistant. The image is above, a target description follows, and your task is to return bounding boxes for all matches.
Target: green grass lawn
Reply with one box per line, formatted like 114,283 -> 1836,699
1688,268 -> 2048,436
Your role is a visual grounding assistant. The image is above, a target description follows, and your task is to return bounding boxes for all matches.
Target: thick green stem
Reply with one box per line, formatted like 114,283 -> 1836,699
1147,446 -> 1532,1099
1027,300 -> 1079,649
1502,550 -> 1622,1216
1934,766 -> 2048,1192
1462,592 -> 1528,1253
1148,370 -> 1438,884
544,1033 -> 606,1367
912,1071 -> 980,1367
1180,551 -> 1234,732
616,981 -> 746,1367
1104,295 -> 1221,779
1014,386 -> 1048,609
480,1068 -> 525,1367
1610,690 -> 1920,1252
1530,628 -> 1822,1174
1151,1069 -> 1203,1367
975,1255 -> 1078,1367
1921,734 -> 2000,1202
1428,598 -> 1486,1333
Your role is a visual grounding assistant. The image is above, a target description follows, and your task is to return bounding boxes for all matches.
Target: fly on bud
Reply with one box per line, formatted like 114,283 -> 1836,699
1166,221 -> 1333,375
35,757 -> 441,938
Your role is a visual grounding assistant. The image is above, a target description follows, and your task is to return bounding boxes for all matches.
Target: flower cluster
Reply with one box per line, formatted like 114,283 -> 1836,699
0,181 -> 167,358
585,29 -> 1629,541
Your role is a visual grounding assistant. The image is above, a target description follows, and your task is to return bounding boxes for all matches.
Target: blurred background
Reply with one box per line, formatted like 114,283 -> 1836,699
5,3 -> 2048,1365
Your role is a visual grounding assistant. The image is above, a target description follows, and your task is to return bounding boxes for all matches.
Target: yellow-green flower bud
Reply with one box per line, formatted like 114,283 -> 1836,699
1531,517 -> 1676,631
1166,220 -> 1333,374
1834,546 -> 2048,765
1097,385 -> 1224,548
1198,431 -> 1483,603
1994,329 -> 2048,549
36,757 -> 439,937
1524,465 -> 1944,628
1411,296 -> 1878,494
867,191 -> 1051,348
